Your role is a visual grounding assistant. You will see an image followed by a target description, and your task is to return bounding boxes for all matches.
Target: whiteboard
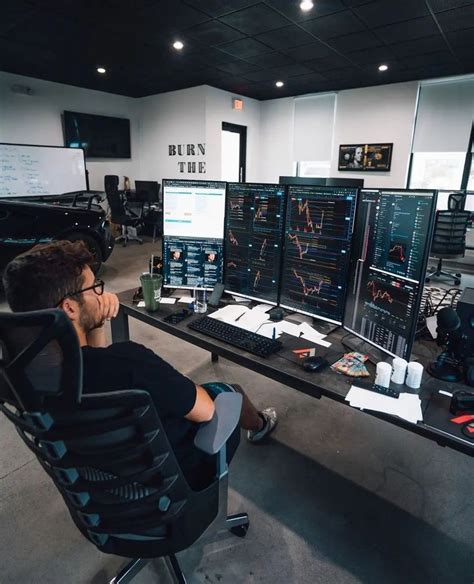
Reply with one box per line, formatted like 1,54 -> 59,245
0,143 -> 87,198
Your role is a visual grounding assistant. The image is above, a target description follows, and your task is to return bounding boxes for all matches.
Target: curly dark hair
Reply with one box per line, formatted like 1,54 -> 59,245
3,240 -> 94,312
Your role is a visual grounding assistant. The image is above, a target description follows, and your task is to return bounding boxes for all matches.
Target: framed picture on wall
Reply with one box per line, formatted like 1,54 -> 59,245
338,143 -> 393,171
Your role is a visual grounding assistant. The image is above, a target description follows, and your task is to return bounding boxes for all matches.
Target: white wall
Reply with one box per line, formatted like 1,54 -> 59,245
0,71 -> 139,190
136,85 -> 207,182
330,82 -> 419,188
259,97 -> 294,183
204,86 -> 261,182
258,81 -> 420,188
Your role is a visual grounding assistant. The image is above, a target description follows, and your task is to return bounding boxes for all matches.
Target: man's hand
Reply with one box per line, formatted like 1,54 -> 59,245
98,292 -> 120,322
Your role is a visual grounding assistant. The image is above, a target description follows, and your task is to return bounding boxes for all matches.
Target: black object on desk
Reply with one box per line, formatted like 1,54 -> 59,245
188,315 -> 282,358
302,356 -> 329,373
163,309 -> 190,325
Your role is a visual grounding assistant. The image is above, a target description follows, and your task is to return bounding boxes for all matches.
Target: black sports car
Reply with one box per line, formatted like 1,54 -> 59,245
0,194 -> 114,273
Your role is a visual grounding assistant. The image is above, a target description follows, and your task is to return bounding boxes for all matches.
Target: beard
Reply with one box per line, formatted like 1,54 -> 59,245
78,301 -> 104,333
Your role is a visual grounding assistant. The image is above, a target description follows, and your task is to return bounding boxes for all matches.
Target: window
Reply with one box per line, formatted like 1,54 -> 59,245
409,152 -> 466,190
296,160 -> 331,178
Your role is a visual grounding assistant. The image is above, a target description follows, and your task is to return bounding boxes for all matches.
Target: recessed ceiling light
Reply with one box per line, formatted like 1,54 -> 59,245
97,67 -> 106,74
300,0 -> 314,11
378,64 -> 388,72
275,80 -> 284,88
173,40 -> 184,50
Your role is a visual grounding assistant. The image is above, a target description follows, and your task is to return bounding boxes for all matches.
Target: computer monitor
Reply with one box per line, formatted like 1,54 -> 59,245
162,179 -> 226,289
279,176 -> 364,188
135,180 -> 160,203
279,185 -> 359,324
224,182 -> 286,305
343,189 -> 437,360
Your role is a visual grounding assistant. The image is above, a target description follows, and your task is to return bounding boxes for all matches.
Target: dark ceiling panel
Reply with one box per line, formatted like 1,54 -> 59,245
306,54 -> 353,72
388,34 -> 448,57
1,0 -> 472,99
255,25 -> 315,50
435,4 -> 474,31
219,4 -> 291,35
219,37 -> 273,58
263,0 -> 347,21
427,0 -> 474,11
375,16 -> 440,44
354,0 -> 429,28
246,51 -> 293,67
327,30 -> 381,52
186,20 -> 246,45
283,41 -> 336,61
215,60 -> 259,75
302,10 -> 367,40
183,0 -> 259,17
347,45 -> 396,64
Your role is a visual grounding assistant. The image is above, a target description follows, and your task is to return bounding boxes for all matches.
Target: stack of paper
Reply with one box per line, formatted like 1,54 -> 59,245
346,385 -> 423,424
209,305 -> 331,347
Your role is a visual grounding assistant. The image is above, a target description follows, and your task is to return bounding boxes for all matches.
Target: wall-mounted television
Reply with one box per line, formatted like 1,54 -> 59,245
63,111 -> 131,159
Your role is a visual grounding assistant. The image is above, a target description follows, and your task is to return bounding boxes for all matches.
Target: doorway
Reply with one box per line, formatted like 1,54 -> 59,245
221,122 -> 247,182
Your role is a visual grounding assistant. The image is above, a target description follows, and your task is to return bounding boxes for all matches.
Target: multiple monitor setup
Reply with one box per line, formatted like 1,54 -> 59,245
162,179 -> 437,361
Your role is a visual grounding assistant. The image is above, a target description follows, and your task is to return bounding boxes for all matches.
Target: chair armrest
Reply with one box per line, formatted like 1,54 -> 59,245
194,392 -> 242,455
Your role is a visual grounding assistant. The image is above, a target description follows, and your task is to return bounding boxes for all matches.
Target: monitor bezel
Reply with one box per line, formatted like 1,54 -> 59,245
162,178 -> 227,290
279,184 -> 360,326
223,181 -> 287,306
342,187 -> 438,360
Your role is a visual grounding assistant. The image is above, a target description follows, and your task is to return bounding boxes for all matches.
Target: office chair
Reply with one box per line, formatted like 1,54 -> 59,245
0,309 -> 248,584
448,193 -> 466,211
426,209 -> 471,286
104,175 -> 143,246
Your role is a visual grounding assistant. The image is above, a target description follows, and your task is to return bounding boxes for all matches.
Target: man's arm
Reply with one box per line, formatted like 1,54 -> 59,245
86,292 -> 120,348
185,385 -> 215,423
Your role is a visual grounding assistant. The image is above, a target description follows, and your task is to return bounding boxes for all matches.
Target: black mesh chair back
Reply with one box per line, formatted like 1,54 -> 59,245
448,193 -> 466,211
0,309 -> 224,563
431,210 -> 470,257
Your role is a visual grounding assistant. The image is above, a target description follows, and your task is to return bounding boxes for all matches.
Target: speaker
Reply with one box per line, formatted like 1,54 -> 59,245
456,287 -> 474,358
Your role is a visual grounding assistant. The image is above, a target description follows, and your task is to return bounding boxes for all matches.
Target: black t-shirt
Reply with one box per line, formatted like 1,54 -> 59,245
81,341 -> 204,477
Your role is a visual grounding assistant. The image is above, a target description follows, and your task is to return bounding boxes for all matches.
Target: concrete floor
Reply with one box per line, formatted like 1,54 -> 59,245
1,238 -> 473,584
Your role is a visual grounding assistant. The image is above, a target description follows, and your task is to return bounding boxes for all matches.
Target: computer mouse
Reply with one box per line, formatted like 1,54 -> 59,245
302,355 -> 329,373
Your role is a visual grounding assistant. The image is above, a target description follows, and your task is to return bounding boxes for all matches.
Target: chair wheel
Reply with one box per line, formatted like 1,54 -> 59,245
425,277 -> 431,283
139,241 -> 143,245
455,273 -> 461,278
230,523 -> 249,538
455,279 -> 461,286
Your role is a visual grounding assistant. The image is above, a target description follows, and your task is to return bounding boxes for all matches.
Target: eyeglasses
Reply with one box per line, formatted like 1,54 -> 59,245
56,279 -> 104,306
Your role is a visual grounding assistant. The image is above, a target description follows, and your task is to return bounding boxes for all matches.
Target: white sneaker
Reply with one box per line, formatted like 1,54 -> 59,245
247,408 -> 278,443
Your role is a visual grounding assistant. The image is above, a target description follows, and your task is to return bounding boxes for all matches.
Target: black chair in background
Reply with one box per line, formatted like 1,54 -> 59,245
448,192 -> 466,211
0,309 -> 248,584
426,209 -> 471,286
134,181 -> 163,243
104,175 -> 143,247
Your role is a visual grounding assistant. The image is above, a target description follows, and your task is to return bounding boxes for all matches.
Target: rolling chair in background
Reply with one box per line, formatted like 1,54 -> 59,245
426,209 -> 471,286
448,192 -> 466,211
104,175 -> 143,247
0,309 -> 248,584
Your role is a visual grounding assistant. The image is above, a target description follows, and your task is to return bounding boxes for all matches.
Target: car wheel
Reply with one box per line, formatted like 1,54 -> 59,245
63,232 -> 103,274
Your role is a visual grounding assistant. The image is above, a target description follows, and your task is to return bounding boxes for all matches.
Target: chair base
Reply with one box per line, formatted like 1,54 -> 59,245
116,226 -> 143,247
425,258 -> 462,286
109,514 -> 249,584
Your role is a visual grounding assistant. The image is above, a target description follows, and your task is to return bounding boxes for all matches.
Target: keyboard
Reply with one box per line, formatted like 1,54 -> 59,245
188,316 -> 282,357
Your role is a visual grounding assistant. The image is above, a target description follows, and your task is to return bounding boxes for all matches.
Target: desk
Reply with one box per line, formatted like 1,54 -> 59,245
112,289 -> 474,457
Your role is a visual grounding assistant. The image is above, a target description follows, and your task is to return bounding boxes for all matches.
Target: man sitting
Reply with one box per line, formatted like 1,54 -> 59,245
2,241 -> 277,488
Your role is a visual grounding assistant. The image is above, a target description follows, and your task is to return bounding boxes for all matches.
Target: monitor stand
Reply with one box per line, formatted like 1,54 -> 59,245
313,319 -> 339,335
341,334 -> 388,365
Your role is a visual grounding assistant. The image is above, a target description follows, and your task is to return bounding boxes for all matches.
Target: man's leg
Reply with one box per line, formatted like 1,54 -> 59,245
201,382 -> 277,442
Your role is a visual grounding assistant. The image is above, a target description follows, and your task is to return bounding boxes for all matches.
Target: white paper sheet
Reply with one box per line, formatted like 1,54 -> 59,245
160,298 -> 177,304
346,386 -> 423,424
209,305 -> 249,323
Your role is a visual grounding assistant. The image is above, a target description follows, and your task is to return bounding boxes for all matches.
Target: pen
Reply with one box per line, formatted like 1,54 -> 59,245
272,327 -> 276,340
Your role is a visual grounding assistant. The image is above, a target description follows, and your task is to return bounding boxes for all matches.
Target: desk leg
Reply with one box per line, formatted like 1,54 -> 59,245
211,352 -> 219,363
111,308 -> 130,342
